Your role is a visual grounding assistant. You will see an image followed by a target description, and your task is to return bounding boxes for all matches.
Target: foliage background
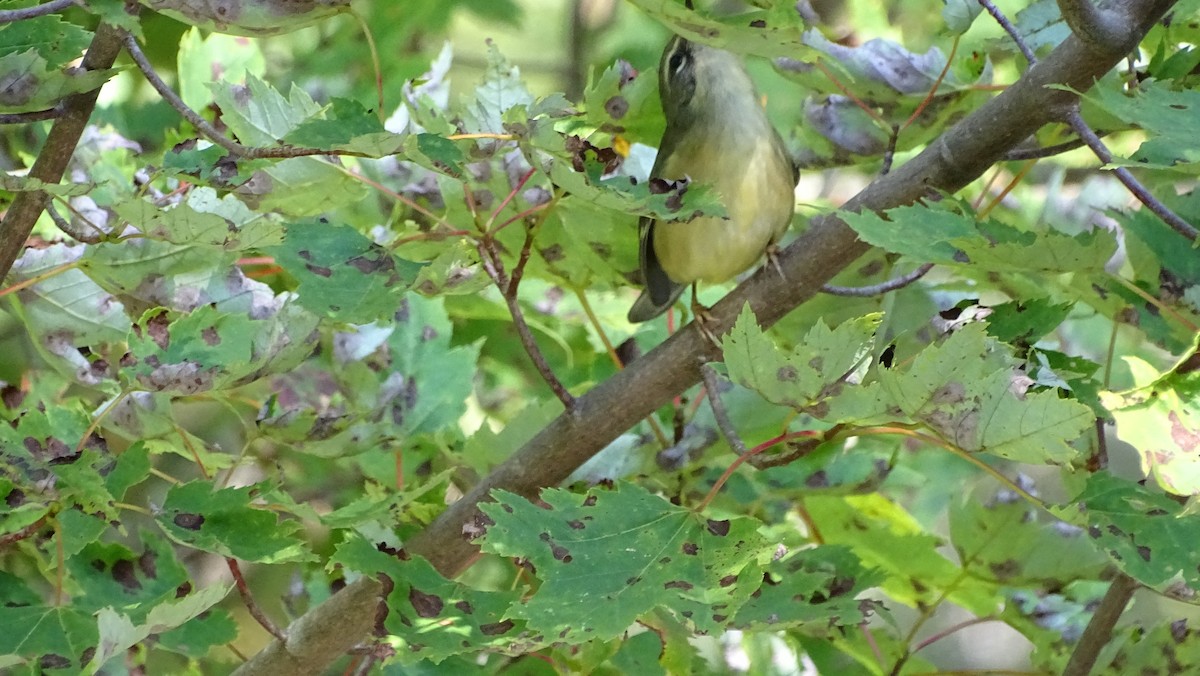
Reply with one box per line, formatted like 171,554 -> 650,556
2,0 -> 1200,674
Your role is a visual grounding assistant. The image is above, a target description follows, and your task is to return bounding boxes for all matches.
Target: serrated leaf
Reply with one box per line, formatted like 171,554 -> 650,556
1064,473 -> 1200,588
176,28 -> 265,111
731,546 -> 883,629
0,606 -> 97,672
11,244 -> 130,346
116,191 -> 283,250
92,584 -> 231,671
331,537 -> 530,663
723,305 -> 881,410
881,324 -> 1092,463
269,220 -> 420,322
125,306 -> 255,393
479,483 -> 771,640
948,487 -> 1107,585
66,535 -> 189,619
157,482 -> 314,563
1085,81 -> 1200,169
0,48 -> 119,113
844,204 -> 1117,272
210,75 -> 321,146
285,98 -> 405,155
1103,356 -> 1200,496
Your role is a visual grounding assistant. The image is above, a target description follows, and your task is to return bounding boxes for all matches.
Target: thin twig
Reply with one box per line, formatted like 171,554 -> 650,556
476,240 -> 576,410
0,515 -> 48,547
0,106 -> 62,124
1063,108 -> 1200,241
1002,134 -> 1093,160
228,558 -> 286,640
980,0 -> 1196,242
901,36 -> 960,131
122,32 -> 345,160
822,263 -> 933,297
979,0 -> 1038,64
1062,573 -> 1140,676
912,615 -> 1000,653
700,364 -> 746,455
0,0 -> 76,22
881,124 -> 899,176
505,226 -> 537,297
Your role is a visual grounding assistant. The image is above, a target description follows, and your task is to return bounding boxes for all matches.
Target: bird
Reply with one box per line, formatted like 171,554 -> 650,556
627,35 -> 798,329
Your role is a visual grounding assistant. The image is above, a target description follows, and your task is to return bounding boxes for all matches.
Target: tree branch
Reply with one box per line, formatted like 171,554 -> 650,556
0,106 -> 62,125
236,0 -> 1179,672
822,263 -> 933,297
0,0 -> 76,23
1059,0 -> 1141,54
1062,107 -> 1199,240
122,31 -> 355,160
1062,573 -> 1140,676
0,22 -> 126,281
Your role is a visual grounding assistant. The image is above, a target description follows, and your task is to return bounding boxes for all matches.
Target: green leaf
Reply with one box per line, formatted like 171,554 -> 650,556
210,75 -> 321,146
1086,81 -> 1200,169
176,28 -> 265,111
387,294 -> 481,439
157,482 -> 315,563
116,190 -> 283,250
269,220 -> 421,323
804,494 -> 1001,616
0,15 -> 92,66
91,584 -> 231,670
10,244 -> 130,347
284,98 -> 405,155
125,306 -> 256,393
842,204 -> 978,262
1065,472 -> 1200,588
0,605 -> 96,672
66,533 -> 189,614
479,483 -> 772,640
879,324 -> 1092,463
731,546 -> 883,628
985,298 -> 1074,345
948,487 -> 1107,585
723,305 -> 881,410
332,536 -> 528,663
843,204 -> 1117,272
626,0 -> 816,60
1103,355 -> 1200,496
0,48 -> 119,113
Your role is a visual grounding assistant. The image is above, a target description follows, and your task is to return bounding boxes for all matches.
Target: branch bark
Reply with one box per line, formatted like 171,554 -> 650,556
0,22 -> 126,281
236,0 -> 1178,671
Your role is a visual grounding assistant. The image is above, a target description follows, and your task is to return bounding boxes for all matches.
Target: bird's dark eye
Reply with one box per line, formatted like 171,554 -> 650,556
668,48 -> 689,76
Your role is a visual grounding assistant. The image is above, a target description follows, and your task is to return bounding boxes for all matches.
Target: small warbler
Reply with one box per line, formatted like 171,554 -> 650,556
628,35 -> 798,323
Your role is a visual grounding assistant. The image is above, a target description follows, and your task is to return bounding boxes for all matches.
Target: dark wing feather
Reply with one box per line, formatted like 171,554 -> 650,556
628,215 -> 686,322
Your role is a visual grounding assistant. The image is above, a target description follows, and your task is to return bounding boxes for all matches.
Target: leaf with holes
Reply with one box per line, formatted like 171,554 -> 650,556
479,483 -> 771,640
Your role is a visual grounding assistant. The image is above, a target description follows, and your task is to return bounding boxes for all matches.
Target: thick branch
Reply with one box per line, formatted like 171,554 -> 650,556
239,0 -> 1178,671
1058,0 -> 1140,54
232,576 -> 383,676
406,0 -> 1177,577
1062,573 -> 1140,676
0,22 -> 125,281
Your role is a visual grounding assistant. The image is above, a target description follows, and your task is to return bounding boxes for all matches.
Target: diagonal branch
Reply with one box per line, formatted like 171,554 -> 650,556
404,0 -> 1177,578
0,22 -> 127,281
233,1 -> 1180,673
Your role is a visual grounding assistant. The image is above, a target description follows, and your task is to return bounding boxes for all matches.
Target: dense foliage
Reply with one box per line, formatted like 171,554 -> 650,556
2,0 -> 1199,674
